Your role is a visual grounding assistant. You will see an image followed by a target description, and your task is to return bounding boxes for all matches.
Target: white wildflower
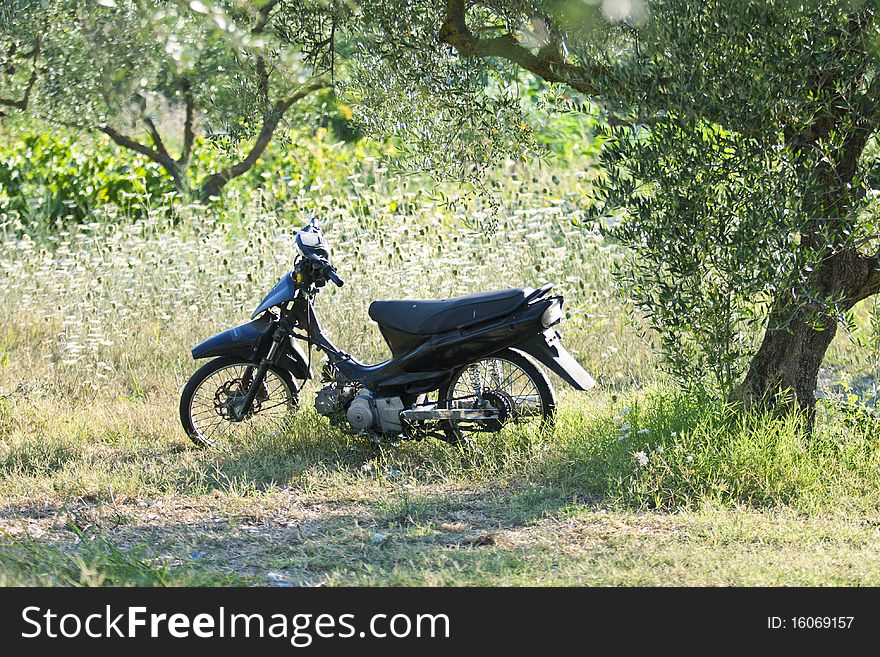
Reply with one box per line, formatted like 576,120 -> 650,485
633,451 -> 649,466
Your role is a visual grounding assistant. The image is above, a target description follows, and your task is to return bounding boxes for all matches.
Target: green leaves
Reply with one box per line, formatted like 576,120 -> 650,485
0,130 -> 173,225
595,118 -> 806,395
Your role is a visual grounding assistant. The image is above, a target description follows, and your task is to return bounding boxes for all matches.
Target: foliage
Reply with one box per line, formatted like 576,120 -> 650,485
0,131 -> 173,225
594,120 -> 804,395
30,0 -> 319,129
343,2 -> 534,180
1,0 -> 336,200
0,1 -> 40,114
0,123 -> 383,227
340,0 -> 880,411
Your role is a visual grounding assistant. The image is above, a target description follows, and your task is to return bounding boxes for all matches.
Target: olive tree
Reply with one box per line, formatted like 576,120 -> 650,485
0,1 -> 40,115
3,0 -> 335,202
347,0 -> 880,423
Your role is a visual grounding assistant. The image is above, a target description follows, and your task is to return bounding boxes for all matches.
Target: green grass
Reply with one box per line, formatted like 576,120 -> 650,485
0,529 -> 171,587
544,391 -> 880,513
3,131 -> 880,586
2,382 -> 880,586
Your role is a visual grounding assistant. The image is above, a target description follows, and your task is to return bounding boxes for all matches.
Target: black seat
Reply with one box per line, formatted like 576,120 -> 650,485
368,288 -> 530,336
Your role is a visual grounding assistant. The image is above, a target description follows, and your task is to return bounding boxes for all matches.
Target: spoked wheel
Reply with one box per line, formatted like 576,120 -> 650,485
437,348 -> 556,444
179,356 -> 299,448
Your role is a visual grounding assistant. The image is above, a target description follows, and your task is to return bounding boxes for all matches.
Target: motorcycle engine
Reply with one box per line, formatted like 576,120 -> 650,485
314,362 -> 357,420
314,384 -> 377,432
314,374 -> 404,435
314,386 -> 342,416
346,391 -> 375,432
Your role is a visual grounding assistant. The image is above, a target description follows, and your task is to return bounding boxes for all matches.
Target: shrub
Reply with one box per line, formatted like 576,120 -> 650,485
0,132 -> 173,225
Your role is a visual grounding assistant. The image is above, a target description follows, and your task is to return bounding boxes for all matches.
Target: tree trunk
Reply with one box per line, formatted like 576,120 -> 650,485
734,304 -> 837,428
734,249 -> 880,428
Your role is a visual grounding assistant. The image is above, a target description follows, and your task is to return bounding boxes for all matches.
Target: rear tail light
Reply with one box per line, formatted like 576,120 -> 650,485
541,298 -> 563,327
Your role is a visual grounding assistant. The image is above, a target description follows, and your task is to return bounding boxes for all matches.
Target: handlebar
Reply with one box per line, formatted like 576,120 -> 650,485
325,266 -> 344,287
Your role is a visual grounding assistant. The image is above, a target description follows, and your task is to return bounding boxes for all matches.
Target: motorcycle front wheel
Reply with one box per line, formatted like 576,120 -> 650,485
179,356 -> 299,447
437,348 -> 557,444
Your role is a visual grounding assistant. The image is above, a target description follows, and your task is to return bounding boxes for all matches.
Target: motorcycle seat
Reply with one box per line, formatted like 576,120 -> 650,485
368,288 -> 531,336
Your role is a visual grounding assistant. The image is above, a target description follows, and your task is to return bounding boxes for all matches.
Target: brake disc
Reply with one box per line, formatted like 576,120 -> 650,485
213,378 -> 263,421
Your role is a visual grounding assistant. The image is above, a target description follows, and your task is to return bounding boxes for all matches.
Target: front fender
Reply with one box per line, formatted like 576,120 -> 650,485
192,315 -> 274,360
514,329 -> 596,391
191,316 -> 311,381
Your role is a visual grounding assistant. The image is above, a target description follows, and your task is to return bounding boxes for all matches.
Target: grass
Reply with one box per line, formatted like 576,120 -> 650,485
3,137 -> 880,586
2,380 -> 880,586
0,529 -> 172,587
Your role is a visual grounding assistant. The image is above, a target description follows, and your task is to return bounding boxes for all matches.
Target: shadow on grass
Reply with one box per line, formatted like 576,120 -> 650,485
0,494 -> 551,586
165,407 -> 611,522
176,425 -> 378,494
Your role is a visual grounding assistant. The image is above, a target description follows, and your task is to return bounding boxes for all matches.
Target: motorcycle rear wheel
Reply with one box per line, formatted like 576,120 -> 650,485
437,348 -> 556,444
179,356 -> 299,448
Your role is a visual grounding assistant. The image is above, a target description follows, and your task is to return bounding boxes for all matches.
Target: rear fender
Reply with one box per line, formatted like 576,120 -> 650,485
513,329 -> 596,391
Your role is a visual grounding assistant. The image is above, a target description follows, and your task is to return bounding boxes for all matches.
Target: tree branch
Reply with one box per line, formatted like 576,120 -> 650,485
198,80 -> 328,202
98,125 -> 184,191
253,0 -> 282,32
847,251 -> 880,304
858,72 -> 880,134
253,0 -> 282,113
178,77 -> 195,166
438,0 -> 661,127
143,117 -> 172,162
438,0 -> 602,97
0,38 -> 40,112
607,114 -> 662,129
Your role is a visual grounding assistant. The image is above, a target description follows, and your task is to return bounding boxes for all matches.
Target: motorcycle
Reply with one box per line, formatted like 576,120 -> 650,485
179,219 -> 596,447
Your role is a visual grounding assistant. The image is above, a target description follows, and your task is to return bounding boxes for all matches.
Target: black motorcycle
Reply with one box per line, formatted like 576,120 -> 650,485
179,219 -> 595,446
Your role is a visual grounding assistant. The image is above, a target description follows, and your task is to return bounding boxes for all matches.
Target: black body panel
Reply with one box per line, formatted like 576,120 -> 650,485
319,296 -> 556,395
191,315 -> 311,381
375,324 -> 427,356
369,288 -> 529,336
514,329 -> 597,391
